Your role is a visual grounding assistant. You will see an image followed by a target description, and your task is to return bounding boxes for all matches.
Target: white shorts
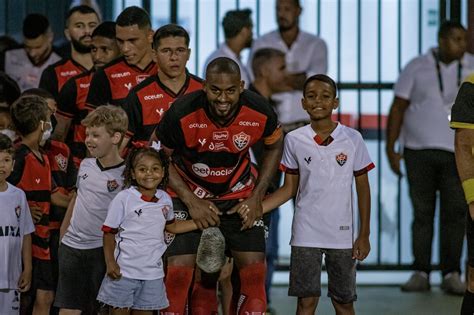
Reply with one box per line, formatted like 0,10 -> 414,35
0,289 -> 20,315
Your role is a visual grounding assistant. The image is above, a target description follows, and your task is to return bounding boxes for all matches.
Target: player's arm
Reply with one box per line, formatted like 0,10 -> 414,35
386,97 -> 410,176
353,172 -> 371,261
455,128 -> 474,220
59,192 -> 76,240
102,229 -> 121,280
165,219 -> 198,234
18,233 -> 32,292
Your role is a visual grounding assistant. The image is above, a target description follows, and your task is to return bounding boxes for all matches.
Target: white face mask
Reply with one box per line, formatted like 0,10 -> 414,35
0,129 -> 16,141
40,121 -> 52,145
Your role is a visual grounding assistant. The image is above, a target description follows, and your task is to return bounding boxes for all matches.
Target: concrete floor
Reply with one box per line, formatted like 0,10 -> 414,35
268,285 -> 463,315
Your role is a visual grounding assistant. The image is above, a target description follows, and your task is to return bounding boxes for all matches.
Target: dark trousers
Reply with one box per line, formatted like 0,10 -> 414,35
404,148 -> 466,275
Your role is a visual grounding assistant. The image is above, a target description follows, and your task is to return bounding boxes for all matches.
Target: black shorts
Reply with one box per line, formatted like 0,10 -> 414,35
467,213 -> 474,267
54,244 -> 105,312
165,198 -> 266,257
31,258 -> 55,292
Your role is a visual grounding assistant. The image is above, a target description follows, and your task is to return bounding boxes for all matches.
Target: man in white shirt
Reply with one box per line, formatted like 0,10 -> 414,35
4,14 -> 61,91
386,21 -> 474,295
248,0 -> 327,133
203,9 -> 253,88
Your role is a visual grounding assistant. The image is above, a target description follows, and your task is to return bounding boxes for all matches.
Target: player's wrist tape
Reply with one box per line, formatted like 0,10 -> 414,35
462,178 -> 474,204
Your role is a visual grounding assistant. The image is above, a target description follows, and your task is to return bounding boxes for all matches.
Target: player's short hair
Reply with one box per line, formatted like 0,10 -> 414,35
206,57 -> 241,79
123,146 -> 169,190
303,74 -> 338,98
438,20 -> 465,39
0,72 -> 20,107
251,48 -> 285,77
81,105 -> 128,137
116,6 -> 151,29
92,21 -> 116,39
152,24 -> 190,49
222,9 -> 252,39
23,14 -> 50,39
66,5 -> 99,28
21,88 -> 55,100
0,133 -> 14,156
10,95 -> 49,136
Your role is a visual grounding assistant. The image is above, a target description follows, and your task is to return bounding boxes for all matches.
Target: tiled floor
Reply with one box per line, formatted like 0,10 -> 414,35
268,285 -> 463,315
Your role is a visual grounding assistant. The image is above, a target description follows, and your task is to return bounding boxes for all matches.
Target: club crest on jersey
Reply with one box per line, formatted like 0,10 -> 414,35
162,205 -> 171,218
136,74 -> 148,84
107,179 -> 119,192
232,132 -> 250,151
55,153 -> 68,172
15,205 -> 21,219
336,152 -> 348,166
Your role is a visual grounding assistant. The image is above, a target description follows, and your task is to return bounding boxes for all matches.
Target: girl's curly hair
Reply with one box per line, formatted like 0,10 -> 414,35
123,146 -> 169,190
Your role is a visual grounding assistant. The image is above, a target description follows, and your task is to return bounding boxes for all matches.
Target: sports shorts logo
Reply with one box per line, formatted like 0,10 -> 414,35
55,153 -> 68,172
232,132 -> 251,151
107,179 -> 119,192
336,152 -> 348,166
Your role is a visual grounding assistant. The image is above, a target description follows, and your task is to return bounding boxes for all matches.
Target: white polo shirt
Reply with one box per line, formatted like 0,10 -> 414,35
203,43 -> 250,88
62,158 -> 124,250
248,30 -> 328,125
4,48 -> 61,91
103,187 -> 174,280
395,48 -> 474,152
281,124 -> 374,249
0,183 -> 35,289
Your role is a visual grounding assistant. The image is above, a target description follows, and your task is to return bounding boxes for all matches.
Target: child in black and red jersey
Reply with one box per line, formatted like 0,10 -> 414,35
8,95 -> 55,314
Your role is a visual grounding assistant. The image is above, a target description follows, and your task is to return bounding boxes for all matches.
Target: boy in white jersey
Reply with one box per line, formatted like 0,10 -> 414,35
0,133 -> 35,315
242,74 -> 373,314
55,105 -> 128,314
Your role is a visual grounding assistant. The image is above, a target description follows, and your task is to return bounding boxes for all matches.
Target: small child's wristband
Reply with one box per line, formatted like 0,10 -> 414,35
462,178 -> 474,204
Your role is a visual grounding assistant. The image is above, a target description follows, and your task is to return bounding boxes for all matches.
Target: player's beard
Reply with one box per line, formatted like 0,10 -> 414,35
71,38 -> 91,54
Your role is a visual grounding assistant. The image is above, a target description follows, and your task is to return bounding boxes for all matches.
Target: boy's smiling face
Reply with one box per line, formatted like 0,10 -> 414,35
0,151 -> 14,185
302,80 -> 339,121
85,125 -> 120,159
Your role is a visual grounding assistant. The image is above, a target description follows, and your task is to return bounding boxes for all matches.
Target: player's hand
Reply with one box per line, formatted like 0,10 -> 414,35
386,149 -> 403,176
18,269 -> 32,292
352,236 -> 370,261
106,261 -> 122,280
29,204 -> 43,224
187,198 -> 222,230
469,203 -> 474,221
228,194 -> 263,230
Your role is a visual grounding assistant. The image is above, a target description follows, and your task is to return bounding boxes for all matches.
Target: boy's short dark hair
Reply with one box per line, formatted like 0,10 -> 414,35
251,48 -> 285,77
438,20 -> 465,39
92,21 -> 116,39
23,14 -> 50,39
0,72 -> 20,107
81,105 -> 128,137
222,9 -> 252,39
66,5 -> 99,27
21,88 -> 55,100
0,133 -> 14,156
303,74 -> 338,97
152,24 -> 190,49
116,6 -> 151,29
10,95 -> 48,136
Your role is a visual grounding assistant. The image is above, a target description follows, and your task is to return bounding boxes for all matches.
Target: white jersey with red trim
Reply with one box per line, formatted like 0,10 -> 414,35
281,123 -> 374,249
0,183 -> 35,289
103,187 -> 174,280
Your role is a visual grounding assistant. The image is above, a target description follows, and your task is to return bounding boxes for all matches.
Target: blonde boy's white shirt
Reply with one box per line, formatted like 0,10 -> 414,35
282,124 -> 373,249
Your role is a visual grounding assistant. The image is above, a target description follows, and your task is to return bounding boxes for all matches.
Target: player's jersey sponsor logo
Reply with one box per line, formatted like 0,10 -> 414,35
55,153 -> 68,172
189,123 -> 207,129
198,138 -> 207,147
144,94 -> 164,101
107,179 -> 119,192
79,83 -> 90,89
336,152 -> 348,166
232,132 -> 251,151
213,131 -> 229,141
208,142 -> 230,152
192,163 -> 236,178
60,70 -> 78,77
239,121 -> 260,127
111,71 -> 131,78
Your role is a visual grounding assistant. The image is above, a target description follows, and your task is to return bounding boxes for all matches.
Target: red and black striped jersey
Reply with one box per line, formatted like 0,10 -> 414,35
124,72 -> 202,144
43,139 -> 77,229
157,90 -> 282,200
7,144 -> 54,260
57,70 -> 94,167
39,58 -> 89,100
86,57 -> 158,109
